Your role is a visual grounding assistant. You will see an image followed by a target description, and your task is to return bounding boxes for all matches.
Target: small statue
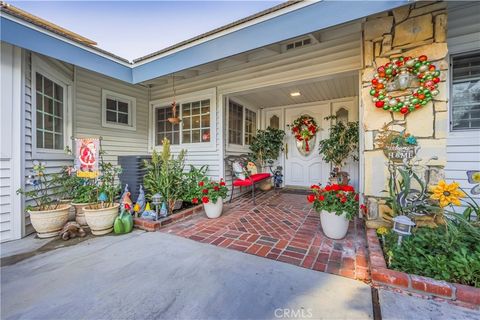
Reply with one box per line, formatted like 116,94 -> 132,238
60,222 -> 86,240
160,202 -> 168,218
141,202 -> 158,220
120,185 -> 133,213
273,166 -> 283,188
136,185 -> 146,214
114,204 -> 134,234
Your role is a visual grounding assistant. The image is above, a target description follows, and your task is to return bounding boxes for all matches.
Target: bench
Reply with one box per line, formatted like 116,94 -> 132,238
225,154 -> 272,205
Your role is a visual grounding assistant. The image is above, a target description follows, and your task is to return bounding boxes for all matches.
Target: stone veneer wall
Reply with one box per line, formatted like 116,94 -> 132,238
360,1 -> 449,227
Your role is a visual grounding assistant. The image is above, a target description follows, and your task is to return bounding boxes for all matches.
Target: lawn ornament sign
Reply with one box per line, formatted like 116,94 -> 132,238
369,55 -> 441,115
290,114 -> 318,156
375,129 -> 418,163
74,138 -> 99,178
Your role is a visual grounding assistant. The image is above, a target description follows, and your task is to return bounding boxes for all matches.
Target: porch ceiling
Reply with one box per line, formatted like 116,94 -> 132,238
231,73 -> 359,108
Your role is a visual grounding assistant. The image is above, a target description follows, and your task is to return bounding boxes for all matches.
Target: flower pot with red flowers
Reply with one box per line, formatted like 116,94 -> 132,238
191,179 -> 228,219
307,184 -> 359,239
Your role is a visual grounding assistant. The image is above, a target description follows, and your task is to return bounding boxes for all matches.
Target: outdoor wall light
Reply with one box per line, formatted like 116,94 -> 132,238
290,92 -> 301,97
392,215 -> 415,245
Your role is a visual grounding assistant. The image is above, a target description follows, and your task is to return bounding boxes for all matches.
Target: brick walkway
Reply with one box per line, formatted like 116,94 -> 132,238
162,190 -> 370,281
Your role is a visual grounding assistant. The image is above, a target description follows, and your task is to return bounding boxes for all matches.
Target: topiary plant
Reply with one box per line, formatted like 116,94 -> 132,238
249,127 -> 285,170
318,116 -> 359,172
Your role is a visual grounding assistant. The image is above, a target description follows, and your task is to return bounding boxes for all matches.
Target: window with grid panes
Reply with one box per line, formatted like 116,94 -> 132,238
182,100 -> 211,143
451,52 -> 480,130
228,100 -> 243,145
105,98 -> 130,125
155,106 -> 180,145
35,72 -> 65,150
244,108 -> 257,145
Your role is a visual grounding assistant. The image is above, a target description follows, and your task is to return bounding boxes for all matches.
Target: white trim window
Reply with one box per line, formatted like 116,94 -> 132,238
32,54 -> 73,157
101,89 -> 136,131
150,88 -> 216,151
451,51 -> 480,131
228,99 -> 257,146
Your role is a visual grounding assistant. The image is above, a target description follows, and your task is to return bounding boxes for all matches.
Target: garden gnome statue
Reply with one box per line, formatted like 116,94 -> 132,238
120,185 -> 133,213
136,185 -> 146,214
141,202 -> 157,221
160,202 -> 168,218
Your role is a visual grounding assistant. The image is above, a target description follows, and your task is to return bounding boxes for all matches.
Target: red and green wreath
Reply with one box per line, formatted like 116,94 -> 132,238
370,55 -> 441,115
290,115 -> 318,152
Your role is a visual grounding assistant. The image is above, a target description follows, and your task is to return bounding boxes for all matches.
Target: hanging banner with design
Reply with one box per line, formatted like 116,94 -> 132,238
74,138 -> 99,178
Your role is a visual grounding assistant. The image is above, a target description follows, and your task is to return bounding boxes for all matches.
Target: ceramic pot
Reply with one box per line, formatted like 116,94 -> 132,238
203,198 -> 223,219
28,204 -> 71,238
72,202 -> 93,227
320,210 -> 349,240
60,199 -> 76,221
259,179 -> 272,191
84,203 -> 119,235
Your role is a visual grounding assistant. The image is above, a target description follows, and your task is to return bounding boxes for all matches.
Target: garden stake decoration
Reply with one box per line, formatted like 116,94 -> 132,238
467,170 -> 480,195
98,192 -> 108,209
369,55 -> 441,114
392,215 -> 415,246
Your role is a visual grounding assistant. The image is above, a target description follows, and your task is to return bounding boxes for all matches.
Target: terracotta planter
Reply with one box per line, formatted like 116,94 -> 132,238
259,179 -> 272,191
71,202 -> 93,227
320,210 -> 349,240
84,203 -> 119,235
203,198 -> 223,219
28,204 -> 71,238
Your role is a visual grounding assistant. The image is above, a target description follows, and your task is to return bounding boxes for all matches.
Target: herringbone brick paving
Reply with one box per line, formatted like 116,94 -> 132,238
162,190 -> 370,281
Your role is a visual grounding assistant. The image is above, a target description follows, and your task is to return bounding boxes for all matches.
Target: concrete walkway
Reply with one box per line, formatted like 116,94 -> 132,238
1,231 -> 373,320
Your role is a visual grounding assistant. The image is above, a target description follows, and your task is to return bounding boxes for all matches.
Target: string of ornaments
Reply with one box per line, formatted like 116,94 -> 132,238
370,55 -> 441,115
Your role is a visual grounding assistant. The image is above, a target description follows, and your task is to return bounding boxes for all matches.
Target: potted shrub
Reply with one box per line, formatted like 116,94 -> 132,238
249,127 -> 285,190
191,178 -> 228,218
71,183 -> 97,227
84,156 -> 122,235
16,161 -> 71,238
143,138 -> 186,214
318,117 -> 358,185
307,184 -> 359,239
182,165 -> 209,204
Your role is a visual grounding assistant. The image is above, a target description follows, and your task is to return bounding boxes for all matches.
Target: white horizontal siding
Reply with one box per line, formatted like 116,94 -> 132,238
75,67 -> 149,165
445,2 -> 480,206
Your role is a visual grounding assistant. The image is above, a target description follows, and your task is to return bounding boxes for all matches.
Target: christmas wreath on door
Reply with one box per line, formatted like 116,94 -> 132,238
290,115 -> 318,154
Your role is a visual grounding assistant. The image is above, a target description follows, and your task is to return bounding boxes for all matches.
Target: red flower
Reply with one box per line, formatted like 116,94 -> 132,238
202,189 -> 209,194
220,181 -> 226,186
340,197 -> 347,203
192,198 -> 199,204
318,195 -> 325,201
325,185 -> 332,191
214,186 -> 220,191
354,194 -> 359,202
198,181 -> 204,187
292,127 -> 299,133
332,184 -> 340,191
124,203 -> 131,210
310,185 -> 320,190
307,194 -> 315,203
202,196 -> 209,204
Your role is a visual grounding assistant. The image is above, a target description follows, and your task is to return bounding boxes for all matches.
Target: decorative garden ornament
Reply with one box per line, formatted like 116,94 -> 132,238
136,185 -> 146,214
98,192 -> 108,208
160,202 -> 168,218
168,74 -> 181,124
369,55 -> 441,114
466,171 -> 480,195
120,185 -> 133,212
289,114 -> 318,155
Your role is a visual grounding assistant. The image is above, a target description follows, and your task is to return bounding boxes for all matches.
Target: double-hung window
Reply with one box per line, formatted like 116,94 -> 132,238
228,99 -> 257,146
451,52 -> 480,130
102,89 -> 136,131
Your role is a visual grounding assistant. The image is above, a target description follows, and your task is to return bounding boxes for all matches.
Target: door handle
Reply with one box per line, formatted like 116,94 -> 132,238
285,142 -> 288,159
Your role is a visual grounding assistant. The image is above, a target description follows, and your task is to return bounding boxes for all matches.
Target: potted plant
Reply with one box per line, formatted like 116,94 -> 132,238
307,184 -> 359,239
83,155 -> 122,235
143,138 -> 186,214
249,127 -> 285,190
182,165 -> 209,204
191,178 -> 228,218
318,117 -> 358,185
16,161 -> 71,238
71,182 -> 97,227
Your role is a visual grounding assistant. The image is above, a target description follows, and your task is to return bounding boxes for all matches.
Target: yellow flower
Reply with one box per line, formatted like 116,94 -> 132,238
376,227 -> 389,235
472,172 -> 480,184
430,180 -> 466,207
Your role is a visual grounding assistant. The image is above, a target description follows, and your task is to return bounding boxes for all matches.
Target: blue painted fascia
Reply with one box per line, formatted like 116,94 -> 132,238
132,0 -> 408,83
0,16 -> 132,82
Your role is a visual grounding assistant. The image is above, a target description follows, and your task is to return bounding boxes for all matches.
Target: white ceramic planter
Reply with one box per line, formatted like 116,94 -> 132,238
60,199 -> 76,221
72,202 -> 93,227
320,210 -> 350,240
28,204 -> 71,238
84,203 -> 119,235
203,198 -> 223,219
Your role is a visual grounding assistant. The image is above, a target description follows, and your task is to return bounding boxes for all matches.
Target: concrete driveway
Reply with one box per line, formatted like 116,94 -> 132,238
1,231 -> 373,320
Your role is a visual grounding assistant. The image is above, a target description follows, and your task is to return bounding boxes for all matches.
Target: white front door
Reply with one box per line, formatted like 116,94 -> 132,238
284,104 -> 330,187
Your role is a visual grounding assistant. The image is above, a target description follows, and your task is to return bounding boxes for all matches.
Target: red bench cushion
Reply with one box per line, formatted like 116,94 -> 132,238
232,173 -> 271,187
